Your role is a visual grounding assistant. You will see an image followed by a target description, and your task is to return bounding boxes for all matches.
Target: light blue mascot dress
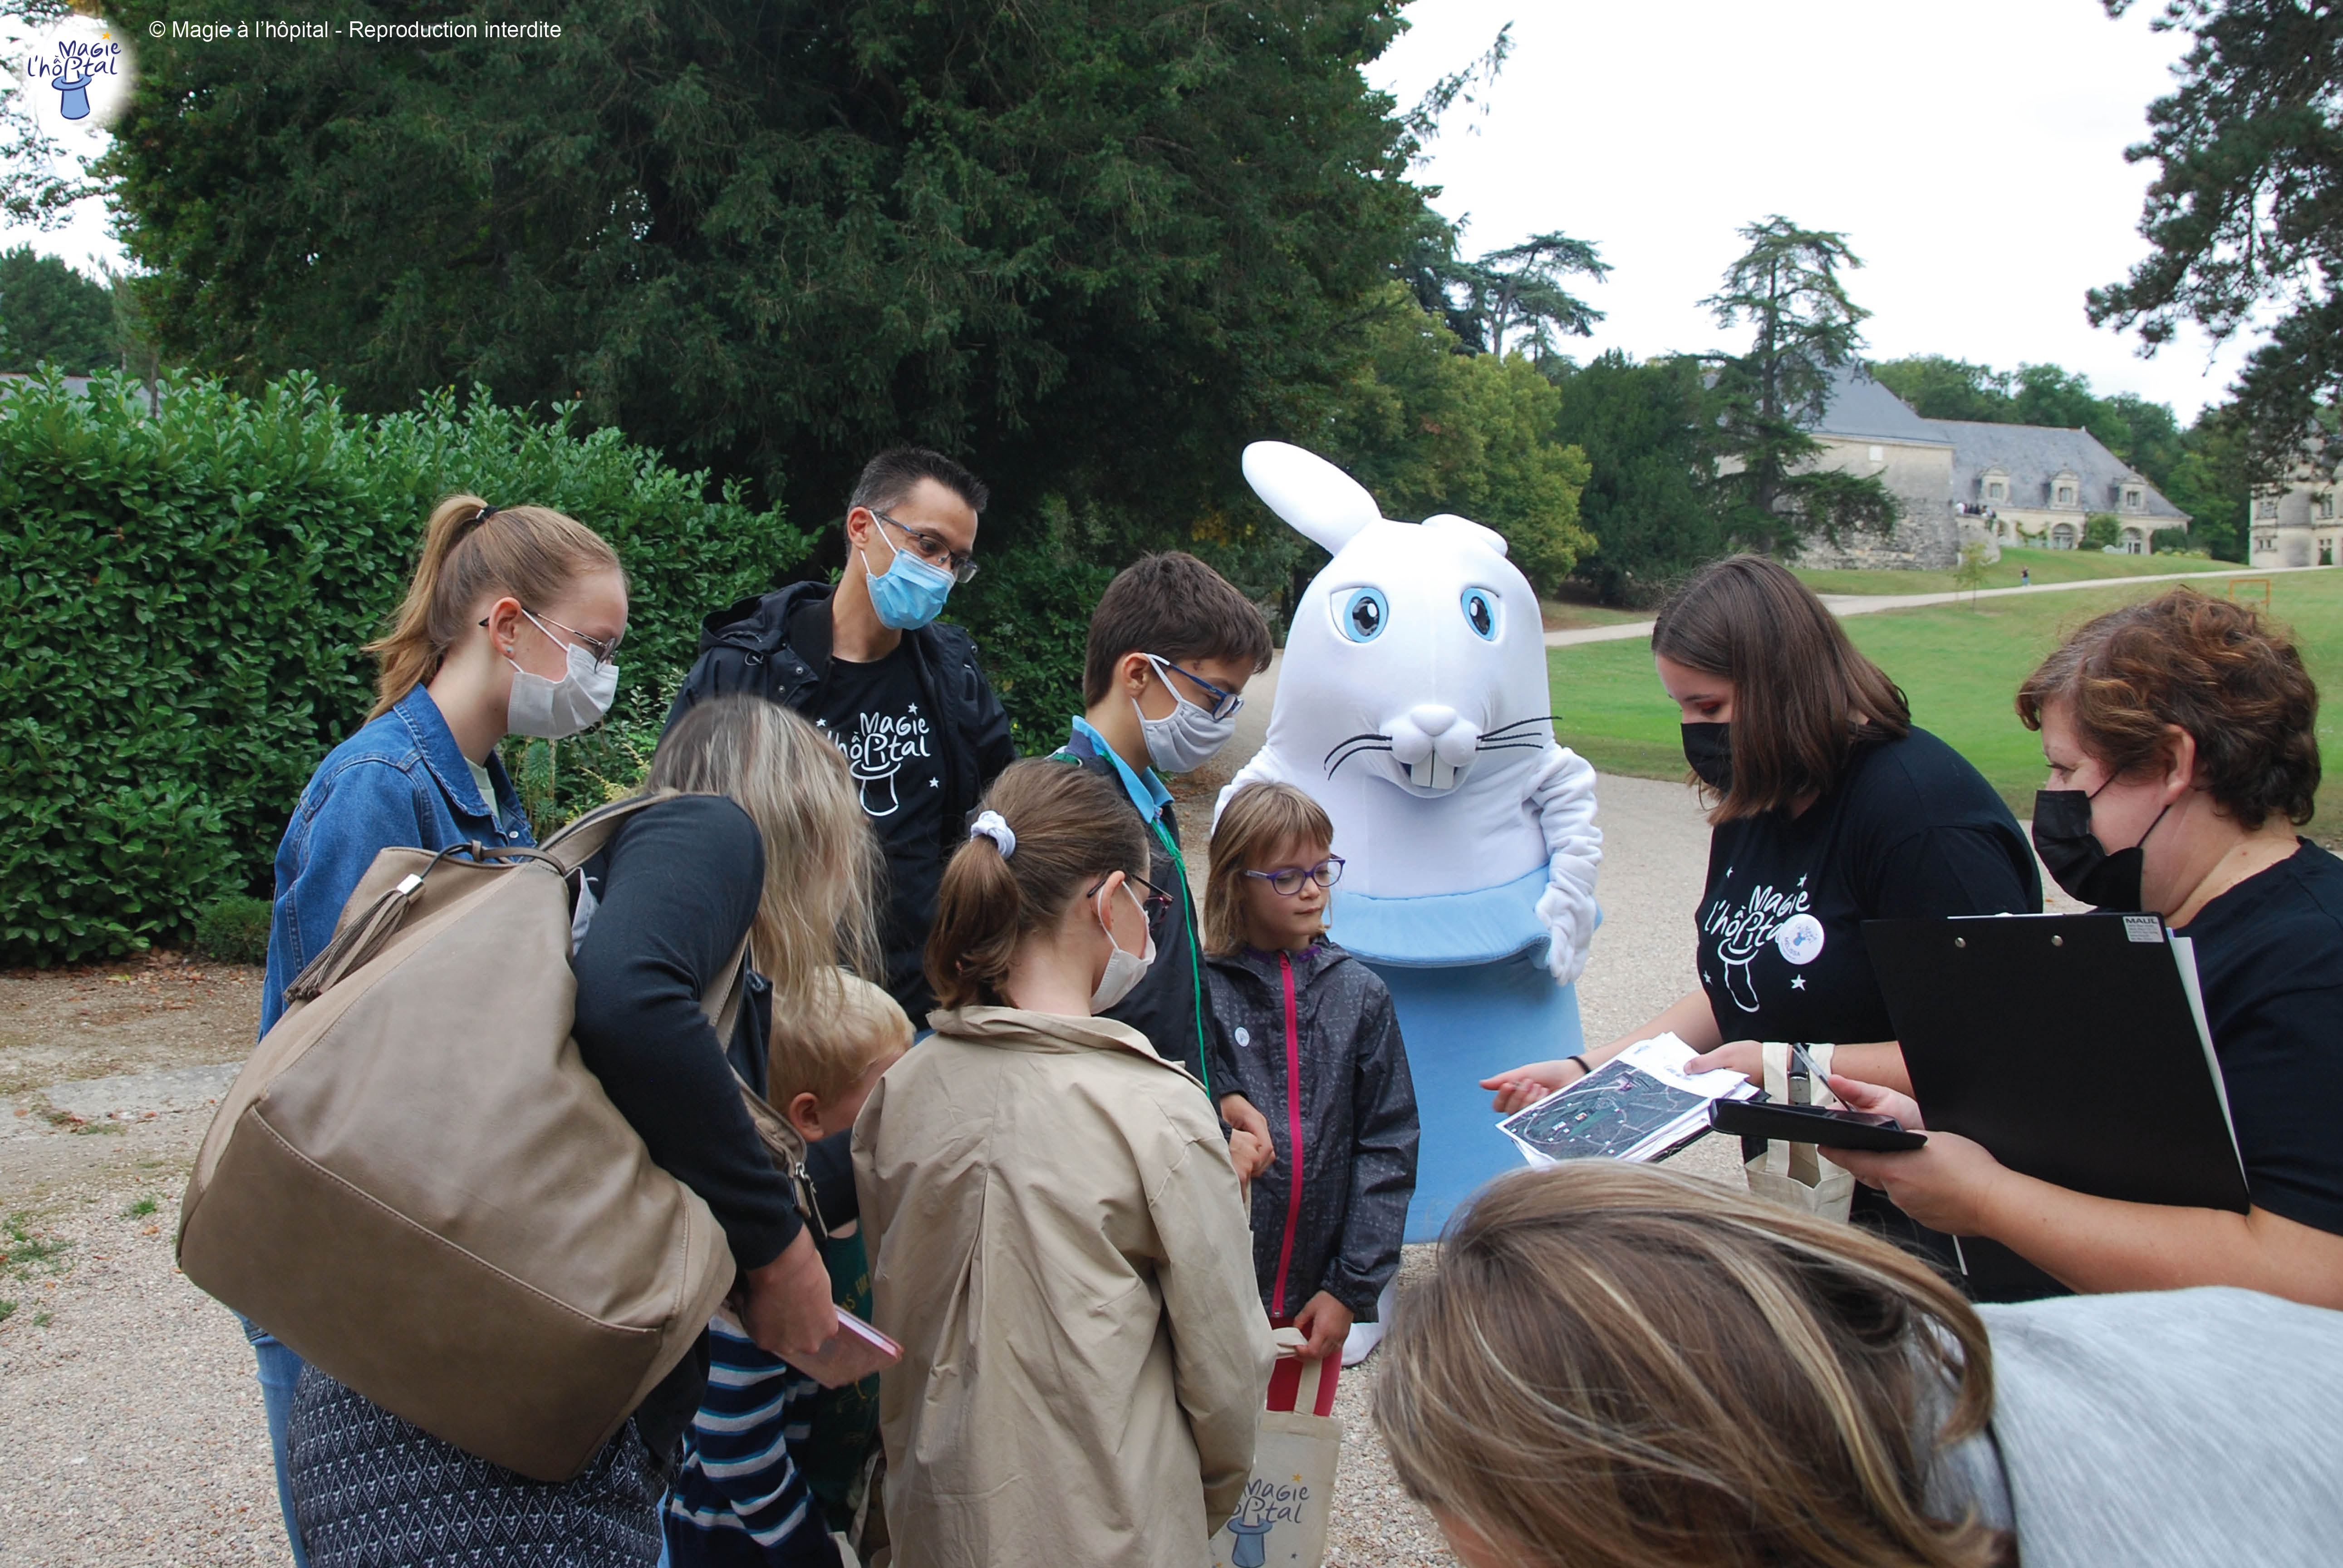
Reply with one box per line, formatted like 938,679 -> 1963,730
1218,444 -> 1602,1243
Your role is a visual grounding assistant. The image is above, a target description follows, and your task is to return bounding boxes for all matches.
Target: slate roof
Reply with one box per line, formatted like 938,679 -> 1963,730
1924,418 -> 2188,521
1810,363 -> 1953,446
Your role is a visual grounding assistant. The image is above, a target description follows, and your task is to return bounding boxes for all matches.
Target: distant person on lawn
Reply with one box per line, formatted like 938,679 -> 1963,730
256,495 -> 631,1568
665,448 -> 1016,1022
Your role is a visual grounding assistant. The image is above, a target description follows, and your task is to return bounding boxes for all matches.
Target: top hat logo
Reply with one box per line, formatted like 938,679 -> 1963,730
21,24 -> 129,130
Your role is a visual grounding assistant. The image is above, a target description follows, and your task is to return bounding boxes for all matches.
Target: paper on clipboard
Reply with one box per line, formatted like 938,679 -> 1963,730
1497,1033 -> 1758,1166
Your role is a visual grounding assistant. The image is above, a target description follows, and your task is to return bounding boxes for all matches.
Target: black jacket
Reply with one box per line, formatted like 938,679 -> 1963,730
1053,735 -> 1213,1089
663,582 -> 1017,1015
1204,942 -> 1418,1320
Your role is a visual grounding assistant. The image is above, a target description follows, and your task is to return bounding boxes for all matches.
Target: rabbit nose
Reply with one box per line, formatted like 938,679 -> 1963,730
1408,704 -> 1459,737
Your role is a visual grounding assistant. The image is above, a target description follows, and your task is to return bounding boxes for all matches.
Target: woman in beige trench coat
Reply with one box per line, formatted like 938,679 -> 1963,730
856,760 -> 1275,1568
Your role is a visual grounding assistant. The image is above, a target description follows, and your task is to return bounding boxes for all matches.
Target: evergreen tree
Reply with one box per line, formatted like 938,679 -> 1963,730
102,0 -> 1434,536
2088,0 -> 2343,471
1703,216 -> 1896,555
1549,351 -> 1722,603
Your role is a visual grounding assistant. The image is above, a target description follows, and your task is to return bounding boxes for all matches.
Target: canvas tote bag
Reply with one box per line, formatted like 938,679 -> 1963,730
1742,1041 -> 1857,1222
1211,1343 -> 1344,1568
177,793 -> 739,1482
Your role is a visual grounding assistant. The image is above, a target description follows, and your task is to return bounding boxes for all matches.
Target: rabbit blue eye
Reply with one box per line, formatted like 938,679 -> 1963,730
1338,588 -> 1388,642
1461,589 -> 1498,641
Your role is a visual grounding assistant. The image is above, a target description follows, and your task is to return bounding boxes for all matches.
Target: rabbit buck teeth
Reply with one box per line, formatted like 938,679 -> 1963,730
1386,704 -> 1479,792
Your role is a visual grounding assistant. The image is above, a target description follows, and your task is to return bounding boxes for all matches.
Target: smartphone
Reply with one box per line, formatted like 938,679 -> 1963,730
1708,1098 -> 1926,1152
713,1305 -> 904,1388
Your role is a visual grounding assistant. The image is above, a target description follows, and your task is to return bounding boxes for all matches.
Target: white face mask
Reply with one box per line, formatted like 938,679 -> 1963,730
506,612 -> 619,740
1134,656 -> 1240,774
1090,882 -> 1157,1012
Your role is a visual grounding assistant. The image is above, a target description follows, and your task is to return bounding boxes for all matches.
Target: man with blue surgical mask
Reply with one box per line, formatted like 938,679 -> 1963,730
666,448 -> 1016,1017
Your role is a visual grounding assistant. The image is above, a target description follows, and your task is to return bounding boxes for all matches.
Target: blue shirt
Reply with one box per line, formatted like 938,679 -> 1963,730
260,686 -> 530,1033
1066,716 -> 1173,825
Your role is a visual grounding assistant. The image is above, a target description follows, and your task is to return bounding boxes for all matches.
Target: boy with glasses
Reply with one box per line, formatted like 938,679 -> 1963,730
666,448 -> 1015,1019
1050,552 -> 1274,1087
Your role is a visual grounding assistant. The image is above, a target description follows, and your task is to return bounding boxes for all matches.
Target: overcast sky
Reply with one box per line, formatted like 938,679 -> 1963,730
8,1 -> 2254,418
1374,0 -> 2254,419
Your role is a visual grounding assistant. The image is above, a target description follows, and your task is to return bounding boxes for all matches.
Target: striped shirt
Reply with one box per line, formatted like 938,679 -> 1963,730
661,1315 -> 838,1567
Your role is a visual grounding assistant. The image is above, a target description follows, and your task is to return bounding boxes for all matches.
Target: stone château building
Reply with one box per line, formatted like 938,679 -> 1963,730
2249,445 -> 2343,569
1795,365 -> 2190,569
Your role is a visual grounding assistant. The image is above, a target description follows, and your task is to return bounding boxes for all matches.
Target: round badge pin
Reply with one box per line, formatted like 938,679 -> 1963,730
1773,913 -> 1827,966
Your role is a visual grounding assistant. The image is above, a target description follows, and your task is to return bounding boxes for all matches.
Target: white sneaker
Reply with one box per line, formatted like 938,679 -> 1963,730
1341,1278 -> 1400,1367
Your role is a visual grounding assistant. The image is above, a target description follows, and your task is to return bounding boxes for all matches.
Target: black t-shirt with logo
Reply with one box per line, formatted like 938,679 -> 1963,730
1695,727 -> 2040,1046
814,646 -> 944,1017
1696,728 -> 2040,1275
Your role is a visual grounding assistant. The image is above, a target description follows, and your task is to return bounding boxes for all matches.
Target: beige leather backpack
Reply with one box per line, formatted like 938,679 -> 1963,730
177,793 -> 739,1482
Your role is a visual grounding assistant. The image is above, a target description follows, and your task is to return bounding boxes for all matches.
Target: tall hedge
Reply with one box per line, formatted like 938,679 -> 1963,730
0,371 -> 807,965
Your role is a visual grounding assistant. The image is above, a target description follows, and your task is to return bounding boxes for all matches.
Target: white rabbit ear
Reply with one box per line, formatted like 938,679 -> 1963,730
1424,513 -> 1509,559
1242,441 -> 1384,555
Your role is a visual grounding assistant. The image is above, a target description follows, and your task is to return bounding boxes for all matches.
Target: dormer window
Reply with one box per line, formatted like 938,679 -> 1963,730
2052,470 -> 2081,508
1981,466 -> 2008,505
2122,485 -> 2143,511
2319,493 -> 2336,520
2055,484 -> 2076,506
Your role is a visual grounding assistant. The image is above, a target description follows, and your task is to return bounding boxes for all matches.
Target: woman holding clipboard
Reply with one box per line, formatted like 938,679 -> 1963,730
1828,590 -> 2343,1309
1484,556 -> 2039,1258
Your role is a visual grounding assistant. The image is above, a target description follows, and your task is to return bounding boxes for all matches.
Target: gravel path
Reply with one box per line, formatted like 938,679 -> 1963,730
0,770 -> 1724,1568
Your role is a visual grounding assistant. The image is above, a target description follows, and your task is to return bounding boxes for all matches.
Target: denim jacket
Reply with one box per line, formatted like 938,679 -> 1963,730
261,686 -> 531,1034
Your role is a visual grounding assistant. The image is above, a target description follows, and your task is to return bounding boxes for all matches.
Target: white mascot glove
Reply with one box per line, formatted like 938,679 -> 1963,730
1528,745 -> 1602,986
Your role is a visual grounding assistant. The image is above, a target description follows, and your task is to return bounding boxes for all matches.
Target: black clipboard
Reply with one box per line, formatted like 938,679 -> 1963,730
1864,913 -> 2249,1299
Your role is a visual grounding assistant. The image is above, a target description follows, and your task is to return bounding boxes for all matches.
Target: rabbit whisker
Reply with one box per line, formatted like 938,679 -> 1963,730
1324,743 -> 1394,779
1479,715 -> 1562,740
1472,739 -> 1549,753
1321,731 -> 1394,768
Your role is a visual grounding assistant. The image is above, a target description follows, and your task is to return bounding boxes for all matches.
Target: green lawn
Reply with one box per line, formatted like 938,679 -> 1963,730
1551,569 -> 2343,839
1789,545 -> 2251,598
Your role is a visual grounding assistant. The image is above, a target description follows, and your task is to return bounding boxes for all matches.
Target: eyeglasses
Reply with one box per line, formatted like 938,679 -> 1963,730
1087,870 -> 1175,918
475,607 -> 625,668
526,608 -> 624,667
871,508 -> 980,584
1146,654 -> 1244,721
1243,857 -> 1345,897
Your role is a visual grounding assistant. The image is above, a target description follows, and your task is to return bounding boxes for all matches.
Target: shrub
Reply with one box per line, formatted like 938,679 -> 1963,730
192,895 -> 271,965
2151,526 -> 2195,554
2082,511 -> 2123,550
0,369 -> 807,965
943,502 -> 1120,755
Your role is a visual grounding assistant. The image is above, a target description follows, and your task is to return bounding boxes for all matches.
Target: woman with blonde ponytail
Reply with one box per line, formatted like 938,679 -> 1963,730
247,494 -> 626,1566
854,759 -> 1275,1568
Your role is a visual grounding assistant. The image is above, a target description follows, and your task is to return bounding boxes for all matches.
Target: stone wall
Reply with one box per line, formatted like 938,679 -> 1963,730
1792,434 -> 1963,569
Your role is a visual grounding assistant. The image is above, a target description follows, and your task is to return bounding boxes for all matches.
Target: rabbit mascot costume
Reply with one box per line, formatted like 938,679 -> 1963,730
1218,442 -> 1601,1241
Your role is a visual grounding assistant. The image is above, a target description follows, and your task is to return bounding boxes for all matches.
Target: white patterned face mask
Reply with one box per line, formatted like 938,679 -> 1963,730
1090,883 -> 1157,1012
506,611 -> 619,740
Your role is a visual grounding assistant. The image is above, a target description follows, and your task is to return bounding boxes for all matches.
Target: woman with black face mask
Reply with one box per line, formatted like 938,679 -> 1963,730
1828,588 -> 2343,1310
1484,555 -> 2038,1269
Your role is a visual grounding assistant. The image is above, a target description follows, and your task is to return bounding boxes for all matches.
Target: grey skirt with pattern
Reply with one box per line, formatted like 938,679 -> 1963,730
288,1369 -> 663,1568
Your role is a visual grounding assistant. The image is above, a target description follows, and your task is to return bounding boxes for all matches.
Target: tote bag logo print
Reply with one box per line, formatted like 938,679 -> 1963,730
1702,880 -> 1815,1013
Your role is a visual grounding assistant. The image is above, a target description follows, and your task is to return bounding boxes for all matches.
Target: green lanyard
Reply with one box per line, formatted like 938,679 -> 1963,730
1149,814 -> 1211,1098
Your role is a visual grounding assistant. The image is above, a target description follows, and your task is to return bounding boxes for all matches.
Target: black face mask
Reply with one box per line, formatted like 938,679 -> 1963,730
1681,722 -> 1733,793
2031,786 -> 2170,911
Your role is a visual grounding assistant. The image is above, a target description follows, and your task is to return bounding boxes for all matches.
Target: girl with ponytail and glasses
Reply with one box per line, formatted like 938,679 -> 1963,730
854,759 -> 1275,1568
250,495 -> 627,1565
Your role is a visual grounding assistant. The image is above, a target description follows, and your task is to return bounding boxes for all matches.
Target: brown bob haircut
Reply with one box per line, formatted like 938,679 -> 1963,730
2016,588 -> 2319,829
1375,1161 -> 2006,1568
1203,782 -> 1335,956
1082,552 -> 1274,706
925,759 -> 1149,1009
1652,555 -> 1910,819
